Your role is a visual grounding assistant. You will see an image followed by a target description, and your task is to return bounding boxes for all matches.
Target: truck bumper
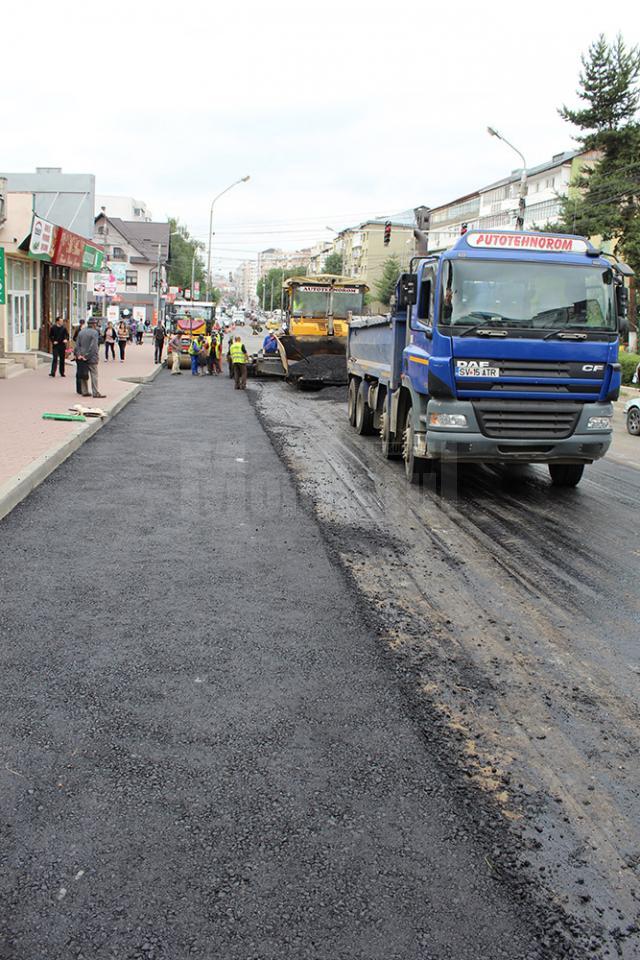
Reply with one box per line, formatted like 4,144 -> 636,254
419,400 -> 613,464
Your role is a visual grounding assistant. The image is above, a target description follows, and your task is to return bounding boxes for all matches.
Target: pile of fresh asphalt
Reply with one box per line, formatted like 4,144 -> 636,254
0,373 -> 592,959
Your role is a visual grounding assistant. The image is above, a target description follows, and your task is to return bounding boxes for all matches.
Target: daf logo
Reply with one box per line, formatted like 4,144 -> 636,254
582,364 -> 604,372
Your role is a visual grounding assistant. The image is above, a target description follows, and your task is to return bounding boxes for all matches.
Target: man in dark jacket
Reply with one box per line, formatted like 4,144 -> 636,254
49,316 -> 69,377
153,322 -> 166,364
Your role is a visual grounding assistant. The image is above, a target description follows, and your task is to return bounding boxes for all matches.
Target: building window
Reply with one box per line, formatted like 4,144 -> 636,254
111,246 -> 127,261
126,270 -> 138,287
71,270 -> 87,328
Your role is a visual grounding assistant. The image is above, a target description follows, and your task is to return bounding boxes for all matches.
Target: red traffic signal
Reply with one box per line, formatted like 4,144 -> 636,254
383,221 -> 392,246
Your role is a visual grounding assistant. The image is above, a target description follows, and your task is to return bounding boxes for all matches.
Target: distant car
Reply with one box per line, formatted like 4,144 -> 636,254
625,397 -> 640,436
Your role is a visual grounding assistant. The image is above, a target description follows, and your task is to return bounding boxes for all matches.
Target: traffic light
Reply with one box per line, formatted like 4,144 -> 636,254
460,222 -> 468,235
383,221 -> 392,246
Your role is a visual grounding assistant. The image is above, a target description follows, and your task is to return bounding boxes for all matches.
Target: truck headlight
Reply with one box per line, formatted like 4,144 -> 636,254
429,413 -> 468,429
586,416 -> 612,430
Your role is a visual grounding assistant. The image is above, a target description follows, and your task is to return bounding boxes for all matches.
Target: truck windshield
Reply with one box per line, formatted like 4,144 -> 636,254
290,286 -> 364,319
440,260 -> 616,332
332,289 -> 365,318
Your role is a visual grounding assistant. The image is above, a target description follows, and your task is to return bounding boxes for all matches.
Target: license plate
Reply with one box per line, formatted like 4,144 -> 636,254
456,365 -> 500,378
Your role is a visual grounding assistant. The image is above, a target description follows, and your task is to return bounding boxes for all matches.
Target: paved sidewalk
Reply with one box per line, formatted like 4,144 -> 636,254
0,339 -> 163,519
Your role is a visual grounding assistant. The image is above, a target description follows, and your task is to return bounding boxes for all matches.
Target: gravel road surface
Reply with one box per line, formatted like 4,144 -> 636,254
254,380 -> 640,960
0,373 -> 577,959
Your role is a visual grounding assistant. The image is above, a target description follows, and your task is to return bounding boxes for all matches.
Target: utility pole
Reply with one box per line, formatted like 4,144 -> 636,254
487,127 -> 527,231
156,243 -> 162,327
269,279 -> 274,312
206,175 -> 250,301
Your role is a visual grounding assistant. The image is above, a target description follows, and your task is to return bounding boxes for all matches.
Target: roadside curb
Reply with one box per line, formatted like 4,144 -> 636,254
118,362 -> 165,386
0,381 -> 144,522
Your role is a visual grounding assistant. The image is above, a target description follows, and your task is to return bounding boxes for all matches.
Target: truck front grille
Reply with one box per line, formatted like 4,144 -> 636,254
473,400 -> 581,440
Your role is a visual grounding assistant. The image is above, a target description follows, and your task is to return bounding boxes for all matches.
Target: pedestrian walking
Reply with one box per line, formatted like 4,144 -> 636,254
169,331 -> 183,374
117,321 -> 128,361
48,316 -> 69,377
153,322 -> 166,364
188,336 -> 202,376
229,336 -> 248,390
104,321 -> 117,361
74,318 -> 106,398
130,319 -> 138,344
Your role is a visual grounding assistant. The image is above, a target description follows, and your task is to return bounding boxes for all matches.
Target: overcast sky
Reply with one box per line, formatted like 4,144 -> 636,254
3,0 -> 638,271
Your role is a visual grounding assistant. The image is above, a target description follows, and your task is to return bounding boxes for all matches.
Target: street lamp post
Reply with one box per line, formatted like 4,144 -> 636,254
206,175 -> 250,300
487,127 -> 527,231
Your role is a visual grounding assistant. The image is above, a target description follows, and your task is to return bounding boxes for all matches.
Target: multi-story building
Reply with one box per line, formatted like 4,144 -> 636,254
425,149 -> 597,252
95,195 -> 153,222
234,260 -> 259,306
339,218 -> 416,297
91,212 -> 170,324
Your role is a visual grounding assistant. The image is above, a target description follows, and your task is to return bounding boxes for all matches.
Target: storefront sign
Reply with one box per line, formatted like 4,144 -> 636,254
54,228 -> 105,271
82,244 -> 104,272
54,228 -> 85,268
29,216 -> 58,260
0,247 -> 5,305
107,306 -> 120,324
133,306 -> 146,324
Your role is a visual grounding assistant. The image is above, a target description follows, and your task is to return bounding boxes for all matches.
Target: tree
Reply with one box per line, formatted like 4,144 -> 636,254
549,34 -> 640,277
256,266 -> 307,309
323,252 -> 343,275
167,217 -> 206,294
374,256 -> 401,306
559,34 -> 640,141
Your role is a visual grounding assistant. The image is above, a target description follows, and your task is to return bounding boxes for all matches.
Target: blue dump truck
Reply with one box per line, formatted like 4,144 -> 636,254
347,229 -> 632,487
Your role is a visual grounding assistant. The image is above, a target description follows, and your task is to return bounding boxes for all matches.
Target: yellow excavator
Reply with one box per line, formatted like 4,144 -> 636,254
256,275 -> 368,388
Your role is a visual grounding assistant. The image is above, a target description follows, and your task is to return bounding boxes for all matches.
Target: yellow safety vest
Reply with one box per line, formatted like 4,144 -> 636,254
229,342 -> 246,364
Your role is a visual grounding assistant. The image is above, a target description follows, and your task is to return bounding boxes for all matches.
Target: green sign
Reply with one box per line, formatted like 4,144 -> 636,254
0,247 -> 5,305
82,244 -> 104,272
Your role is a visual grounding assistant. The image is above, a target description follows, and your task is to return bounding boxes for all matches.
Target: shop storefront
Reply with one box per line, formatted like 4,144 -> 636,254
27,215 -> 103,349
5,256 -> 38,353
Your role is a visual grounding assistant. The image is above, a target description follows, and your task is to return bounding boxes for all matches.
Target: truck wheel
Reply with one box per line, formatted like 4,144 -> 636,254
627,407 -> 640,435
402,408 -> 425,484
549,464 -> 584,487
355,383 -> 375,435
380,410 -> 401,459
347,378 -> 359,426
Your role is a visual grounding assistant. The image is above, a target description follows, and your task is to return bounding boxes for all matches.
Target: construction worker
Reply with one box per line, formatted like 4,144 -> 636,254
188,336 -> 202,376
263,331 -> 279,355
229,335 -> 248,390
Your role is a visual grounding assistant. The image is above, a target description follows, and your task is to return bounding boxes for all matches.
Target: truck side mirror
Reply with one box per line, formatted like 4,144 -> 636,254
397,273 -> 418,309
616,284 -> 629,323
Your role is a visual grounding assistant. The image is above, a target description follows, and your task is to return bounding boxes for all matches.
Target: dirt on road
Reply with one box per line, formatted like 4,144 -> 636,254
253,380 -> 640,960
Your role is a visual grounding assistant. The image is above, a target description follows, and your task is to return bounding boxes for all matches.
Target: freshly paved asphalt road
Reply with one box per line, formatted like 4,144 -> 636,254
1,371 -> 568,959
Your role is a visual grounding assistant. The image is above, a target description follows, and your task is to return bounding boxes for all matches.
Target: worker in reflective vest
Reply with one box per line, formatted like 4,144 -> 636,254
229,336 -> 248,390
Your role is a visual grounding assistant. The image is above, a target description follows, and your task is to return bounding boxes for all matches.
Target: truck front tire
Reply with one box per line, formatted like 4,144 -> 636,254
402,408 -> 426,484
549,464 -> 584,487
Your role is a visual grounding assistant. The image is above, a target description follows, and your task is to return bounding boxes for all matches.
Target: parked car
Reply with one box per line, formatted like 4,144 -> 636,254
625,397 -> 640,436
